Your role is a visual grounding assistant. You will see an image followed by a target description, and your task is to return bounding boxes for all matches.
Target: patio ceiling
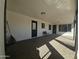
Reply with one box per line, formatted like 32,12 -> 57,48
7,0 -> 76,24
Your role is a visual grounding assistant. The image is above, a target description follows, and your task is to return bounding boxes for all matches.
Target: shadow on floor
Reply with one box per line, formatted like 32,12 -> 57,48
6,34 -> 74,59
46,43 -> 64,59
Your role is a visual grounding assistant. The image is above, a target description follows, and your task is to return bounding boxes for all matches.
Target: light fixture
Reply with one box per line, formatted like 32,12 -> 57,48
41,12 -> 46,15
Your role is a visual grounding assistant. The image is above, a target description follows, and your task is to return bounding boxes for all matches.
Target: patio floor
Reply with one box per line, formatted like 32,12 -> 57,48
6,34 -> 75,59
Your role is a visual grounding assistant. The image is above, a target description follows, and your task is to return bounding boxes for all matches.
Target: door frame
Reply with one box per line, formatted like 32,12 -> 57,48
53,25 -> 57,34
31,20 -> 37,37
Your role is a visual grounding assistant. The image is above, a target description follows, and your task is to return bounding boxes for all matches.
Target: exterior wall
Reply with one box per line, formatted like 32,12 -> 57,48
56,24 -> 74,39
6,10 -> 52,41
0,0 -> 5,59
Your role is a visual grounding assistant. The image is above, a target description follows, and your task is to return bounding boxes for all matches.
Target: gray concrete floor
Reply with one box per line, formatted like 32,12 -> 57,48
6,34 -> 75,59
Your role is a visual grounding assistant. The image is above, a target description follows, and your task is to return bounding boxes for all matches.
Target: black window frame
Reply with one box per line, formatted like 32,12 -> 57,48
63,24 -> 67,32
59,25 -> 62,32
49,25 -> 51,30
59,24 -> 71,32
67,24 -> 71,32
42,23 -> 45,28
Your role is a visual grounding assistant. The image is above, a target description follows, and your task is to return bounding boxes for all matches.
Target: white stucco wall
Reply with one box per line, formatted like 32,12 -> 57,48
0,0 -> 5,59
6,10 -> 52,41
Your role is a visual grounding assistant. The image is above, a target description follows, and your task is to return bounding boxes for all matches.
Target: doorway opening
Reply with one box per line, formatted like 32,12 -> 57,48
32,20 -> 37,37
53,25 -> 57,34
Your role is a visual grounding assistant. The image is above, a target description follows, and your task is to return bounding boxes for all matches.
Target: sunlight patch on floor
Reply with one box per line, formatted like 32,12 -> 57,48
36,44 -> 51,59
55,36 -> 75,47
49,40 -> 75,59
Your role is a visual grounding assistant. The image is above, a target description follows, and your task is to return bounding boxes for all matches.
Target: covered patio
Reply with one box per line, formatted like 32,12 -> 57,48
5,0 -> 77,59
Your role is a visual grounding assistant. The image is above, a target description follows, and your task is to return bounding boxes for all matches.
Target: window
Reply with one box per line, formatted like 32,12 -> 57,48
68,24 -> 71,31
32,22 -> 36,30
59,24 -> 71,32
42,23 -> 45,28
63,24 -> 67,32
49,25 -> 51,30
59,25 -> 62,31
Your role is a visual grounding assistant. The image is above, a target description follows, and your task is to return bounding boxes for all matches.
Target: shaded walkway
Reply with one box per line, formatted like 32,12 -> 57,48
6,34 -> 75,59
